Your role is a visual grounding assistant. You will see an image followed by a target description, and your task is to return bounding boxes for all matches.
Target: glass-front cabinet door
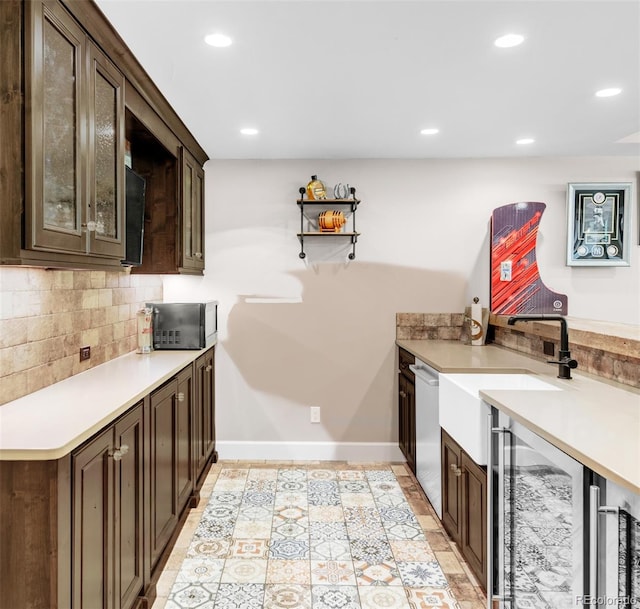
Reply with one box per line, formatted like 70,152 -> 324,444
180,148 -> 205,272
87,43 -> 125,259
27,0 -> 124,261
28,0 -> 85,253
489,408 -> 585,609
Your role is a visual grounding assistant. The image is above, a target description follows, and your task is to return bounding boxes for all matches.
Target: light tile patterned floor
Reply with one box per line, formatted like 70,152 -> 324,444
152,461 -> 486,609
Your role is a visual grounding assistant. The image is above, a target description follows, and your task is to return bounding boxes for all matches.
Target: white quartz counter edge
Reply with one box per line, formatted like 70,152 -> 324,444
480,385 -> 640,495
0,347 -> 212,461
397,340 -> 640,495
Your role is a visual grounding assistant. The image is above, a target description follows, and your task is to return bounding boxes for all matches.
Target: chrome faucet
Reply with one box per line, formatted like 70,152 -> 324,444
507,315 -> 578,379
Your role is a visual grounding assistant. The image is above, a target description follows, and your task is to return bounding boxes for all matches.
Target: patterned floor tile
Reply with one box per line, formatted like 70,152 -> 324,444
186,539 -> 230,559
390,540 -> 436,562
228,538 -> 270,559
242,491 -> 276,506
193,518 -> 235,541
309,521 -> 348,540
311,585 -> 361,609
237,505 -> 274,522
307,470 -> 338,481
159,463 -> 484,609
384,522 -> 427,541
349,537 -> 394,563
212,478 -> 247,491
376,493 -> 412,509
220,558 -> 268,583
247,479 -> 278,493
397,561 -> 448,587
338,480 -> 370,493
165,582 -> 218,609
214,583 -> 264,608
310,560 -> 357,585
277,480 -> 308,493
406,587 -> 462,608
278,469 -> 308,482
247,468 -> 279,481
359,586 -> 411,609
340,493 -> 377,508
271,521 -> 309,540
263,584 -> 312,609
310,539 -> 352,561
336,470 -> 366,481
275,492 -> 309,507
174,558 -> 224,583
354,560 -> 402,586
233,519 -> 272,539
266,559 -> 311,584
208,491 -> 243,507
308,506 -> 344,522
269,539 -> 310,560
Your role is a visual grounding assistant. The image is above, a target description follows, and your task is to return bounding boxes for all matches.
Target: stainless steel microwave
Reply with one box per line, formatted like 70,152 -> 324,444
146,301 -> 217,350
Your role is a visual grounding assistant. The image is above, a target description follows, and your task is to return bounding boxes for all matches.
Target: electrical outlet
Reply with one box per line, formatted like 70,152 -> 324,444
310,406 -> 321,424
543,341 -> 555,356
79,346 -> 91,362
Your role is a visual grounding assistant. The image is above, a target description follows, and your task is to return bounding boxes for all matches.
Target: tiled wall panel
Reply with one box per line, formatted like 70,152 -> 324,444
0,268 -> 162,405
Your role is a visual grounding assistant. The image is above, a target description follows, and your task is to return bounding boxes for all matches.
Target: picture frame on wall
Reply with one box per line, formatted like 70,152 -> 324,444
566,182 -> 631,266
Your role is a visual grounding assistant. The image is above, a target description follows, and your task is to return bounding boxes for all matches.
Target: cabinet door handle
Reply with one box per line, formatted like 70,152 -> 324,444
195,252 -> 203,259
205,364 -> 212,372
178,392 -> 185,402
399,390 -> 406,398
450,464 -> 462,477
111,444 -> 129,461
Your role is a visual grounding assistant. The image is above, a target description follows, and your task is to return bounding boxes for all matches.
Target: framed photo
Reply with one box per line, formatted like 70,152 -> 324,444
566,182 -> 632,266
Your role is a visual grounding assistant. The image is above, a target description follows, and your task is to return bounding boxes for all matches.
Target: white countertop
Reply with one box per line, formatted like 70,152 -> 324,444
397,340 -> 640,494
0,348 -> 211,460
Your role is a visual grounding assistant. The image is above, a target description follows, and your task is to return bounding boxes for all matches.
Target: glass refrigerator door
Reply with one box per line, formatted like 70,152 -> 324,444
490,409 -> 585,609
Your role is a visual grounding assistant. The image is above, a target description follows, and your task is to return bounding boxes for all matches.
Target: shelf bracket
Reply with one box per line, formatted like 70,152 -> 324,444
298,187 -> 306,258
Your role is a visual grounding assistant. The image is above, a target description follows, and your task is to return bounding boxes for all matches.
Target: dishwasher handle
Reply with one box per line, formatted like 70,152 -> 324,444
409,364 -> 439,386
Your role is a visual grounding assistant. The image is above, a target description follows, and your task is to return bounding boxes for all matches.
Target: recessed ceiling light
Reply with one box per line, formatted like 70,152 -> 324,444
516,138 -> 535,145
420,128 -> 439,135
205,33 -> 232,48
240,128 -> 258,135
595,87 -> 622,98
494,34 -> 525,48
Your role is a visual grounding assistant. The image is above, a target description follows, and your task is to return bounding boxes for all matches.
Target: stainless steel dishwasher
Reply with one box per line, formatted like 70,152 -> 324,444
410,359 -> 441,519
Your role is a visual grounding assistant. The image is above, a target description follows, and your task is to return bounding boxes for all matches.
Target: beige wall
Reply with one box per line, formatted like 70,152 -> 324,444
163,156 -> 639,457
0,268 -> 162,405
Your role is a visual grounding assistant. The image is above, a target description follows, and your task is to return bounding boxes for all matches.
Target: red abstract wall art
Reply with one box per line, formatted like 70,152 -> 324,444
490,202 -> 568,315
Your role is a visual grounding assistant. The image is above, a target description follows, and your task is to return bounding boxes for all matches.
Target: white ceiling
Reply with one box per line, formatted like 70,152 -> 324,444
95,0 -> 640,160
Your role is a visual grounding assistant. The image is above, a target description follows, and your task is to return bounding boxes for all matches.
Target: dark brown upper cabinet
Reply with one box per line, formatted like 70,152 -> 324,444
180,147 -> 205,274
25,0 -> 125,263
0,0 -> 208,272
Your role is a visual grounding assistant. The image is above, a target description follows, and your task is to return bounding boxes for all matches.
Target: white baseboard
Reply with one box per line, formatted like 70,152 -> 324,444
216,441 -> 405,463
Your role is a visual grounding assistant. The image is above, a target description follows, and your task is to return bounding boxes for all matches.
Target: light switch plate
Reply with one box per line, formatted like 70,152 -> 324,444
500,260 -> 512,281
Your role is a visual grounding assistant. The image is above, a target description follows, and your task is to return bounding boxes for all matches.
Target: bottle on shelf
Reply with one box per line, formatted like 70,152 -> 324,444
306,175 -> 327,200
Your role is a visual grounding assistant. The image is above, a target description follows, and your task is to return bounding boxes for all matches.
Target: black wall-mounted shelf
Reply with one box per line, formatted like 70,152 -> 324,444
296,186 -> 361,260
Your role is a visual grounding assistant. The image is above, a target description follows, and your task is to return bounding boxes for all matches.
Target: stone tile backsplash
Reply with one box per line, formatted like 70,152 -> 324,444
396,311 -> 639,389
0,268 -> 163,405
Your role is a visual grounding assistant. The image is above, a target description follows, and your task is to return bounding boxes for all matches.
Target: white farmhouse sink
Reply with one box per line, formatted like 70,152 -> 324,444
439,373 -> 561,465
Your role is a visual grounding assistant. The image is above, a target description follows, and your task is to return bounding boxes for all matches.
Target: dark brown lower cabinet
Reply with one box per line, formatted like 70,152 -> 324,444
398,347 -> 416,473
72,401 -> 144,609
0,347 -> 215,609
194,346 -> 216,484
149,379 -> 179,570
441,428 -> 487,589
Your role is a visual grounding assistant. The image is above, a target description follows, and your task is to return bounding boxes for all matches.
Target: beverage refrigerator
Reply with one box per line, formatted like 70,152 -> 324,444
487,407 -> 639,609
